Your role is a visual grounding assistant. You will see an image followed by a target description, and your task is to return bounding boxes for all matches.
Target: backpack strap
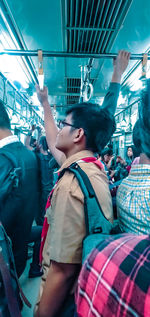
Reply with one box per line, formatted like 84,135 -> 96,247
0,150 -> 22,192
59,163 -> 112,236
8,241 -> 32,308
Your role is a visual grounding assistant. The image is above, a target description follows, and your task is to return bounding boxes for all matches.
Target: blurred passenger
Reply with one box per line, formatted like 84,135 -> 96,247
34,50 -> 130,317
25,124 -> 40,152
0,100 -> 41,277
76,234 -> 150,317
117,79 -> 150,234
100,146 -> 113,171
26,129 -> 56,225
36,136 -> 55,225
109,155 -> 128,182
126,145 -> 134,172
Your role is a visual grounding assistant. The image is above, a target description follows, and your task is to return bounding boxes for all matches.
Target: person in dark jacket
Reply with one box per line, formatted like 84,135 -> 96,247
35,136 -> 55,225
0,100 -> 40,277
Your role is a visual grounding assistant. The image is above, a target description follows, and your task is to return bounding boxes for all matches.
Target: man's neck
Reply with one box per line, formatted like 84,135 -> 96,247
139,153 -> 150,164
0,129 -> 12,140
65,146 -> 87,159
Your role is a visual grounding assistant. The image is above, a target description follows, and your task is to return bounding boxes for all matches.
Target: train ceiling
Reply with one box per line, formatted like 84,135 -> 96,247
0,0 -> 150,113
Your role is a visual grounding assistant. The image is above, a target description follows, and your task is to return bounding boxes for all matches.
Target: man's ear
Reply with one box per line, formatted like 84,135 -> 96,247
73,128 -> 85,143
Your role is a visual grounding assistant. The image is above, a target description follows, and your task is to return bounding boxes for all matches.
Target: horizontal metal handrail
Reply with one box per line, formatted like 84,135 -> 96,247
0,50 -> 150,60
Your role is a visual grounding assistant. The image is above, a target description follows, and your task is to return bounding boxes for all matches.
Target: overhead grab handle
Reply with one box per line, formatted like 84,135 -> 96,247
80,65 -> 93,102
38,49 -> 44,90
140,54 -> 148,79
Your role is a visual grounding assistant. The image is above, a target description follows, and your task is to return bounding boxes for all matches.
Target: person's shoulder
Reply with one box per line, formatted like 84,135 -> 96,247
80,162 -> 108,183
54,169 -> 83,201
0,151 -> 13,169
14,142 -> 38,167
58,169 -> 77,188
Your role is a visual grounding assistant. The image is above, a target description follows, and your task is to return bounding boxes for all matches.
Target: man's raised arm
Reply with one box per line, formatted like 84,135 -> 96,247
101,50 -> 130,116
36,85 -> 65,166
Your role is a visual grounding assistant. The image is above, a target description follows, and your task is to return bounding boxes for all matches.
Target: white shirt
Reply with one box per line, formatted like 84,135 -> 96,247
0,135 -> 19,149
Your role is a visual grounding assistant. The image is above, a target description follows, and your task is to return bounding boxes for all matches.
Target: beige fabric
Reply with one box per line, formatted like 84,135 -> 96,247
36,150 -> 113,307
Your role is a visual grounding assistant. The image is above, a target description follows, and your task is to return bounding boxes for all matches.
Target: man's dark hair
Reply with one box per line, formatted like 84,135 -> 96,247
66,102 -> 116,153
0,100 -> 11,129
101,147 -> 113,159
139,79 -> 150,158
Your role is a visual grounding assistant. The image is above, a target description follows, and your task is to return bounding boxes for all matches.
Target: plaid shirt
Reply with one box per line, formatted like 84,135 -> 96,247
117,164 -> 150,234
76,234 -> 150,317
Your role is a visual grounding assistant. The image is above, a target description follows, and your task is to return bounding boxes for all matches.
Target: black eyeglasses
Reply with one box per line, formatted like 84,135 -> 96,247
57,120 -> 78,130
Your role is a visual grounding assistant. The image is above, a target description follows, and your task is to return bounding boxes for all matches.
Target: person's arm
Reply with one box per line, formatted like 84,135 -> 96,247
107,155 -> 115,170
35,261 -> 79,317
25,124 -> 37,151
101,50 -> 130,116
36,86 -> 65,166
25,132 -> 33,151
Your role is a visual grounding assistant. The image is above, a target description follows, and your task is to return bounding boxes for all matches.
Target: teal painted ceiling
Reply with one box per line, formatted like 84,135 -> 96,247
1,0 -> 150,111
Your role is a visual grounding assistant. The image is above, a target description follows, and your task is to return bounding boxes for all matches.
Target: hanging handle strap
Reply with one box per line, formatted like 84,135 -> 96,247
38,49 -> 44,90
140,54 -> 148,79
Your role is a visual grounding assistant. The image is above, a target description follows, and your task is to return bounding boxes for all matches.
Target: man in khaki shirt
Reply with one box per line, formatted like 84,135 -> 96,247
35,51 -> 130,317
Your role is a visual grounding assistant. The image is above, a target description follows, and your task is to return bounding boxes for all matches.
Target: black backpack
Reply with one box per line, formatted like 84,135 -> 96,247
0,150 -> 31,316
0,150 -> 22,203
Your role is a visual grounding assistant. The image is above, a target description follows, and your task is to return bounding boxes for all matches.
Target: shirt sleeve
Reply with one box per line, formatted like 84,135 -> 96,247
101,82 -> 120,117
48,176 -> 85,264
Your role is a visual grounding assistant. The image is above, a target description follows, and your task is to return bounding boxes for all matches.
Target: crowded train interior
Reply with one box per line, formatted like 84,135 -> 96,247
0,0 -> 150,316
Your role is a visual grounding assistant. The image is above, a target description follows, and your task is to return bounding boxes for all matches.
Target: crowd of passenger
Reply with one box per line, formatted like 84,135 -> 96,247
0,49 -> 150,317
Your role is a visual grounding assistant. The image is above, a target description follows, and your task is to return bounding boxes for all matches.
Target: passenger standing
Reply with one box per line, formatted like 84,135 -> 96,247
25,130 -> 55,225
34,50 -> 130,317
117,79 -> 150,234
0,101 -> 40,277
126,146 -> 134,172
36,136 -> 55,225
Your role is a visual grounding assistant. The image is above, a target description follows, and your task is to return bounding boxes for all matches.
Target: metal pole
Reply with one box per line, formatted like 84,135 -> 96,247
0,49 -> 150,60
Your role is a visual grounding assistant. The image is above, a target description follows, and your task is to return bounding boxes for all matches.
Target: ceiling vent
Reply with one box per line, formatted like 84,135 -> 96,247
66,0 -> 133,53
67,95 -> 80,104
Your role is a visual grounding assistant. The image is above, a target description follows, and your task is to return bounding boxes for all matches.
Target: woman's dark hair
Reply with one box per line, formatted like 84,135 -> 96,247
101,147 -> 113,159
66,103 -> 116,153
132,120 -> 142,156
126,145 -> 134,160
0,100 -> 11,129
139,79 -> 150,158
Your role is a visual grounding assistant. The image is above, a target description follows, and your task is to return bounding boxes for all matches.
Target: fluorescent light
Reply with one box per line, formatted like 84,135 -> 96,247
130,80 -> 143,91
117,93 -> 126,106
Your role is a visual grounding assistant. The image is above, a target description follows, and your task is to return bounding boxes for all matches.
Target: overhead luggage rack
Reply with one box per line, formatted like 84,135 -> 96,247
0,49 -> 150,60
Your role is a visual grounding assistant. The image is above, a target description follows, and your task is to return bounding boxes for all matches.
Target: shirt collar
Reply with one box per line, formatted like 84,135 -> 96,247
130,164 -> 150,176
0,135 -> 19,149
57,150 -> 95,173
